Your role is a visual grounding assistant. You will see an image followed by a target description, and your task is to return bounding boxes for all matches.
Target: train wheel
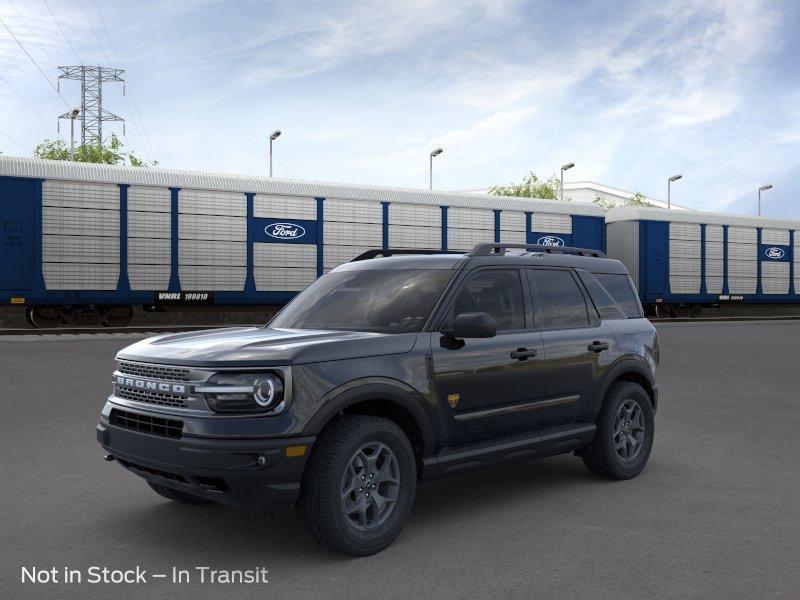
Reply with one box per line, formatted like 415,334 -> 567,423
689,304 -> 703,318
25,308 -> 35,327
28,307 -> 62,328
102,306 -> 134,327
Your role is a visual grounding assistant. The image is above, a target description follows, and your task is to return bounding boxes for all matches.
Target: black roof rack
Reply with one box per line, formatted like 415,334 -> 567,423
350,248 -> 464,262
469,243 -> 607,258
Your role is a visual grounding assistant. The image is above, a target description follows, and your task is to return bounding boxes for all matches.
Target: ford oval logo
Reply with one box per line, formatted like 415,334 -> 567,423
265,222 -> 306,239
537,235 -> 565,247
765,247 -> 785,260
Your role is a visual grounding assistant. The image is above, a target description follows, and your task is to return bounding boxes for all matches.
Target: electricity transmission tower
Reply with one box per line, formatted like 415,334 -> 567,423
57,66 -> 125,146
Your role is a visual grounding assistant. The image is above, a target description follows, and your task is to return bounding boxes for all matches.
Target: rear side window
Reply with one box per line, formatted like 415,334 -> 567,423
593,273 -> 643,318
528,269 -> 590,329
577,270 -> 627,320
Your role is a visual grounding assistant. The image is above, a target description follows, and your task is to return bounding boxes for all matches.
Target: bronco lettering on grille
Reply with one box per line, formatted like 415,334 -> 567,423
115,376 -> 187,395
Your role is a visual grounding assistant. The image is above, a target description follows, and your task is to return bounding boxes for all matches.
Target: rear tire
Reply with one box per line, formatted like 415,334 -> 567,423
582,382 -> 654,480
296,415 -> 417,556
148,482 -> 212,505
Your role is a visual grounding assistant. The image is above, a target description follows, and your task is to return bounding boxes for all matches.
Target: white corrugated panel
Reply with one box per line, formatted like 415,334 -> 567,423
129,264 -> 170,290
254,243 -> 317,268
447,228 -> 494,251
669,239 -> 701,259
128,186 -> 170,212
388,225 -> 440,249
606,205 -> 800,230
42,179 -> 118,210
606,221 -> 640,287
179,266 -> 246,290
254,195 -> 316,220
323,221 -> 381,246
728,226 -> 757,244
448,207 -> 493,230
42,235 -> 118,263
129,238 -> 170,264
325,198 -> 382,224
501,211 -> 526,232
670,257 -> 701,276
532,213 -> 571,234
180,240 -> 246,266
728,261 -> 757,277
254,267 -> 316,291
669,222 -> 701,241
728,277 -> 757,294
761,229 -> 790,245
129,211 -> 170,239
179,213 -> 246,241
669,275 -> 701,294
43,206 -> 119,238
728,244 -> 757,261
389,203 -> 441,226
500,230 -> 526,244
706,225 -> 724,242
706,277 -> 724,294
762,261 -> 789,294
43,263 -> 119,290
706,241 -> 724,260
323,245 -> 373,269
179,188 -> 246,216
705,258 -> 724,279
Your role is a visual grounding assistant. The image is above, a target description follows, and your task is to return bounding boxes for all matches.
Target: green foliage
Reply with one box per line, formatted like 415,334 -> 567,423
593,191 -> 654,212
33,134 -> 156,167
489,172 -> 562,200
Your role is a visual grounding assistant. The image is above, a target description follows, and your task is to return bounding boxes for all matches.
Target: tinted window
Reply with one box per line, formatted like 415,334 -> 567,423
529,269 -> 590,329
270,269 -> 454,333
594,273 -> 643,318
448,269 -> 525,331
577,270 -> 626,320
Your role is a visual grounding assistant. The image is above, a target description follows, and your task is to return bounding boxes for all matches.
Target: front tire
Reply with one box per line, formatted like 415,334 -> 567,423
582,382 -> 654,480
296,415 -> 417,556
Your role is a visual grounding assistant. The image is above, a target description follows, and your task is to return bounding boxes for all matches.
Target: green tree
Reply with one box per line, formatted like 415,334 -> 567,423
33,133 -> 156,167
592,191 -> 653,212
489,172 -> 562,199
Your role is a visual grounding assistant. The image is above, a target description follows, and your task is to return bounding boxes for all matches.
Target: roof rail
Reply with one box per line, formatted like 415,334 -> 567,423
469,243 -> 607,258
350,248 -> 463,262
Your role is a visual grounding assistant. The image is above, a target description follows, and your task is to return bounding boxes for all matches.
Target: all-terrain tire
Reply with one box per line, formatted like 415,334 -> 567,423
582,381 -> 655,480
296,414 -> 417,556
148,482 -> 212,505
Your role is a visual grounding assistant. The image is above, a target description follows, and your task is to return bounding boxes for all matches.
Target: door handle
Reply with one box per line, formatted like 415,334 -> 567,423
510,348 -> 538,361
588,341 -> 609,353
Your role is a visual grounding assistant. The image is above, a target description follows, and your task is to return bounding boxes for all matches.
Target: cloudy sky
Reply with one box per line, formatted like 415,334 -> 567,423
1,0 -> 799,216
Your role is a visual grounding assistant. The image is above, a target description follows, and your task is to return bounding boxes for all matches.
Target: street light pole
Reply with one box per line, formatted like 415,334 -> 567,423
69,108 -> 80,161
667,174 -> 682,209
560,162 -> 575,201
429,148 -> 443,190
269,130 -> 281,177
758,184 -> 773,216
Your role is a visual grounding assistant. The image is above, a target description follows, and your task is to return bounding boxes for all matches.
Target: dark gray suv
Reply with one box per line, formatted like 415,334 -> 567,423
97,243 -> 659,556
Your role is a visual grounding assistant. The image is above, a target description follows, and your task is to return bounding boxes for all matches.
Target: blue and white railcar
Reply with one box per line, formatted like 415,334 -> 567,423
0,156 -> 605,326
606,206 -> 800,317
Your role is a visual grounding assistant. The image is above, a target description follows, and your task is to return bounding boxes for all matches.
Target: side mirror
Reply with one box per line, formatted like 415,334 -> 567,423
443,312 -> 497,339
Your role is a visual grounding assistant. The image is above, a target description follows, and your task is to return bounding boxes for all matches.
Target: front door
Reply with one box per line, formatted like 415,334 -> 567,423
431,268 -> 545,448
0,177 -> 36,290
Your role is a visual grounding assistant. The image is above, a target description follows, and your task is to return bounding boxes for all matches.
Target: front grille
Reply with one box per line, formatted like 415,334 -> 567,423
114,387 -> 187,408
109,408 -> 183,439
117,361 -> 192,382
117,458 -> 187,483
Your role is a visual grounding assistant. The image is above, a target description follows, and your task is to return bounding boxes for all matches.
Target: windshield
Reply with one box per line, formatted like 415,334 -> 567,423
269,269 -> 455,333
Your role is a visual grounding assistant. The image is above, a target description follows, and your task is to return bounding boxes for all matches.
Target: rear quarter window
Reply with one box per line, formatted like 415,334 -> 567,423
592,272 -> 643,319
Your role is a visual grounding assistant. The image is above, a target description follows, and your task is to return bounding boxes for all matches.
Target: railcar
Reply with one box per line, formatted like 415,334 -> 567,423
0,157 -> 605,327
606,206 -> 800,317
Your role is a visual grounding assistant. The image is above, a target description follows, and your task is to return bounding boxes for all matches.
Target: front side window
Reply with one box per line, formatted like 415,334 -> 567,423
529,269 -> 590,329
269,269 -> 454,333
446,269 -> 525,332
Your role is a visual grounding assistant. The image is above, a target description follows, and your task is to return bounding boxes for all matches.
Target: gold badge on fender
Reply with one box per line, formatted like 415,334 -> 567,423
447,394 -> 460,408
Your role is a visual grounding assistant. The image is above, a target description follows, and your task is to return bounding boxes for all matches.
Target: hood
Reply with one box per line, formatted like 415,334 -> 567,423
116,326 -> 418,367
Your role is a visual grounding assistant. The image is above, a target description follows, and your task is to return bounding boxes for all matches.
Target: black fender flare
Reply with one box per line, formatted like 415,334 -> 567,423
593,357 -> 657,418
301,379 -> 436,458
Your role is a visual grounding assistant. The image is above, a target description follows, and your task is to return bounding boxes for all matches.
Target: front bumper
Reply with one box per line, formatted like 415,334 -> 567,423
97,407 -> 315,513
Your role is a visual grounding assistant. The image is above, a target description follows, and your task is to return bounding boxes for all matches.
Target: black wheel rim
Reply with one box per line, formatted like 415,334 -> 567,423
614,399 -> 646,462
340,442 -> 400,531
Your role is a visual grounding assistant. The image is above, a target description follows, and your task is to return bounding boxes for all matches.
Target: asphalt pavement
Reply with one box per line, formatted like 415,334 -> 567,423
1,321 -> 799,600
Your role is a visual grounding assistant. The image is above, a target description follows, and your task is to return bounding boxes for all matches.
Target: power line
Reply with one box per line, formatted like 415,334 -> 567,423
76,0 -> 111,65
89,0 -> 155,162
0,127 -> 33,153
6,0 -> 81,106
43,0 -> 83,65
0,14 -> 70,108
0,72 -> 58,131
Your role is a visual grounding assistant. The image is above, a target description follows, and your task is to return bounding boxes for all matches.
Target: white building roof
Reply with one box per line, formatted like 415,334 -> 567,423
606,205 -> 800,230
0,156 -> 604,217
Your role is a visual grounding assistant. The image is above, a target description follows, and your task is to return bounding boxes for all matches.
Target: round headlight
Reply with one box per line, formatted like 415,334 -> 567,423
254,378 -> 277,407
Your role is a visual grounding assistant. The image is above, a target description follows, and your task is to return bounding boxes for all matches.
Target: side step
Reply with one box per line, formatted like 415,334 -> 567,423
422,424 -> 596,479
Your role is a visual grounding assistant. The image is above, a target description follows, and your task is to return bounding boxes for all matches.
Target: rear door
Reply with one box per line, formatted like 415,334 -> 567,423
0,178 -> 36,290
431,267 -> 545,447
527,268 -> 618,427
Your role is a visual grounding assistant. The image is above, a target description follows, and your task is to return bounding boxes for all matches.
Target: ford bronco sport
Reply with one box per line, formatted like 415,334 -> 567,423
97,243 -> 659,556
